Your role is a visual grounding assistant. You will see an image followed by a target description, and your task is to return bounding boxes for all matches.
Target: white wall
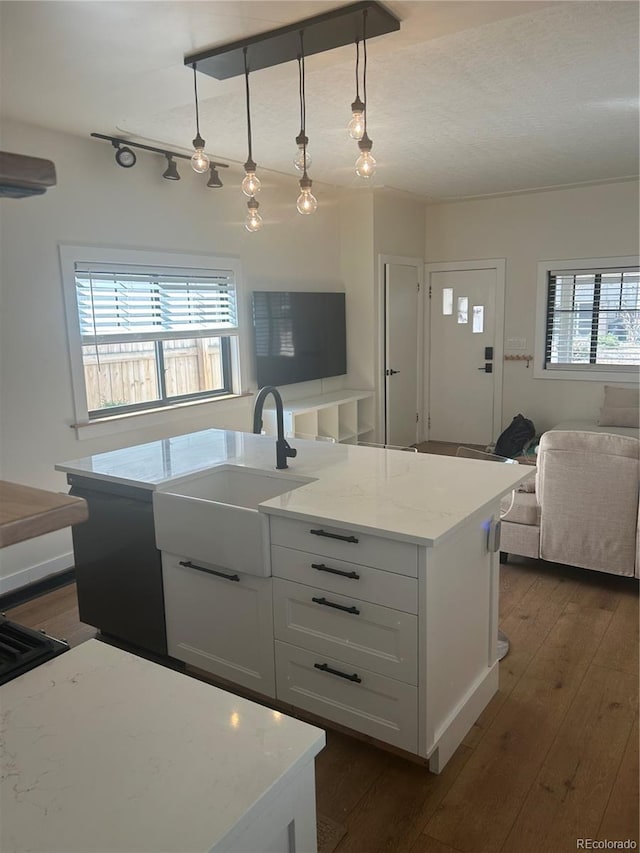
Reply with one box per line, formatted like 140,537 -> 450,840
338,188 -> 426,396
0,120 -> 345,588
424,180 -> 640,432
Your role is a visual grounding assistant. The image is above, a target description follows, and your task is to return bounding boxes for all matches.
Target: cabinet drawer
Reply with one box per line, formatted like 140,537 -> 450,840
270,516 -> 417,577
162,553 -> 275,697
273,577 -> 417,683
275,640 -> 418,753
271,545 -> 418,613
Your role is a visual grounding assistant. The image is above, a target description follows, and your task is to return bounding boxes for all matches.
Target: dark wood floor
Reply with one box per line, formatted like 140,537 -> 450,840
6,559 -> 639,853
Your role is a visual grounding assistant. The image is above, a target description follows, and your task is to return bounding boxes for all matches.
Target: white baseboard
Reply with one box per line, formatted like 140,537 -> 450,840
0,552 -> 74,596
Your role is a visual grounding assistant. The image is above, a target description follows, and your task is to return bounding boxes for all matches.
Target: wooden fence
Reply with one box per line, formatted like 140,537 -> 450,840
83,340 -> 223,410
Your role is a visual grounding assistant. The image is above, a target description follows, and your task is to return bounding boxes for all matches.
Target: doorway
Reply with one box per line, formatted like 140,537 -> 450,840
377,256 -> 424,447
424,259 -> 505,446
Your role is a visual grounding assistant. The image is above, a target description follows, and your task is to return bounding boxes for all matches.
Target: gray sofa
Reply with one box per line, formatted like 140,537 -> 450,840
501,430 -> 640,579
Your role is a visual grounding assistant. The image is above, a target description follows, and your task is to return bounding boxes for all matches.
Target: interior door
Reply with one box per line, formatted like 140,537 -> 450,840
385,263 -> 419,446
427,264 -> 504,445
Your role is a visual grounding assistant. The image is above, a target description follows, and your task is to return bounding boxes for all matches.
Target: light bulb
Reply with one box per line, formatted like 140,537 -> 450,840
293,145 -> 312,172
348,96 -> 365,140
355,133 -> 376,179
191,148 -> 209,173
242,170 -> 261,197
245,199 -> 263,232
355,149 -> 376,178
348,112 -> 365,141
296,186 -> 318,215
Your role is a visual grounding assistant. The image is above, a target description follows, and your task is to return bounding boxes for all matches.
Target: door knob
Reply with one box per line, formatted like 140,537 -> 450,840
477,363 -> 493,373
386,368 -> 400,376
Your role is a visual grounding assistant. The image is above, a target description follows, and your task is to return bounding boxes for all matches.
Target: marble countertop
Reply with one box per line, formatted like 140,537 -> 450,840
56,429 -> 531,545
0,640 -> 325,853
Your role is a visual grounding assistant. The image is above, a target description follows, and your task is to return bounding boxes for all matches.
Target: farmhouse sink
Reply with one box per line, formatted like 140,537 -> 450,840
153,466 -> 312,577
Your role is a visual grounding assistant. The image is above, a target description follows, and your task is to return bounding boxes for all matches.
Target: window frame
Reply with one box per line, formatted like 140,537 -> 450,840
60,245 -> 246,436
533,255 -> 640,382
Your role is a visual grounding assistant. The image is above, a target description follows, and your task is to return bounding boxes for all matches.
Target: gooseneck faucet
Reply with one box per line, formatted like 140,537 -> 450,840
252,386 -> 298,470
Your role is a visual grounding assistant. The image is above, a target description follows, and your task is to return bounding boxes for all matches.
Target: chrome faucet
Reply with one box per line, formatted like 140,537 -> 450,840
252,386 -> 297,470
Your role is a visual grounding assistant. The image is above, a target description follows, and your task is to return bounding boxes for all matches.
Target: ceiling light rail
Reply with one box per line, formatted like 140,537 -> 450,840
184,0 -> 399,80
90,133 -> 229,186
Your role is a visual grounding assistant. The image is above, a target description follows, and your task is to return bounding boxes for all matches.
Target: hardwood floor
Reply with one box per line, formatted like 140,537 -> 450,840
5,560 -> 639,853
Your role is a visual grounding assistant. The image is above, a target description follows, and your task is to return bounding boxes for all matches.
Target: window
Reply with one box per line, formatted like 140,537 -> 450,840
60,247 -> 243,429
534,256 -> 640,381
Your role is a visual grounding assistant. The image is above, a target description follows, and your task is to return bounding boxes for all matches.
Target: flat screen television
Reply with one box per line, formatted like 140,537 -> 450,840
252,291 -> 347,388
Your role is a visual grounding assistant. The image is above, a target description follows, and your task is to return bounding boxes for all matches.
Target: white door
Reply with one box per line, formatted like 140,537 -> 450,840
426,262 -> 504,445
385,263 -> 420,446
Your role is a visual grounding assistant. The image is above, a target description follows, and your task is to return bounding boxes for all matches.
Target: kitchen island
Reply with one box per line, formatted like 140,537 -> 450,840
57,428 -> 530,772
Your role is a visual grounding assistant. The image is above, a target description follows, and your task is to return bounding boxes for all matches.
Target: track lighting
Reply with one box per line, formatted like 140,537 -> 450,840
162,156 -> 180,181
114,145 -> 136,168
206,165 -> 223,188
190,64 -> 210,173
91,134 -> 228,187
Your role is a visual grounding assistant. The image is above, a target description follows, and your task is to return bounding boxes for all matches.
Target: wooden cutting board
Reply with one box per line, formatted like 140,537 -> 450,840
0,480 -> 88,548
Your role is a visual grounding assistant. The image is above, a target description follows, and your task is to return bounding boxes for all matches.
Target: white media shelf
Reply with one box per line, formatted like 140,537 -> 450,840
261,390 -> 375,445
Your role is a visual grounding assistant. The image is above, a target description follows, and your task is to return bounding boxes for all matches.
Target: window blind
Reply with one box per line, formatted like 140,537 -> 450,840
545,267 -> 640,368
75,264 -> 238,344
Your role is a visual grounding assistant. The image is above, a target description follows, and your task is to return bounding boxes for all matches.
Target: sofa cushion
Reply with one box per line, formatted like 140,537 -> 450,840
501,521 -> 540,559
500,491 -> 540,525
598,406 -> 639,428
603,384 -> 639,409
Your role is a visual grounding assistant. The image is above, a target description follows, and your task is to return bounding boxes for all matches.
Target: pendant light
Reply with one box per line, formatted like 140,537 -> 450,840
190,64 -> 210,173
293,44 -> 312,172
355,11 -> 377,179
242,47 -> 261,203
347,40 -> 365,141
296,38 -> 317,215
245,197 -> 263,232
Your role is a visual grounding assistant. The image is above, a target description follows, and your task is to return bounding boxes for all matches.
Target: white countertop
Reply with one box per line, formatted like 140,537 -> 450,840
0,640 -> 325,853
56,429 -> 531,545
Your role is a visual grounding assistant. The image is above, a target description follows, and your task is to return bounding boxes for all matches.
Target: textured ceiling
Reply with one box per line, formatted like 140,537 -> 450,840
1,0 -> 638,200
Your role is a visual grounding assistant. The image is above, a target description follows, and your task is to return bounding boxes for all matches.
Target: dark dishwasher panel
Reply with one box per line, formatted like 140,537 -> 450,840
68,475 -> 167,656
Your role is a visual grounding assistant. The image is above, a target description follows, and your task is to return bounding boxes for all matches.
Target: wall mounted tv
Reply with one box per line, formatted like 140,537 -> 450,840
252,291 -> 347,388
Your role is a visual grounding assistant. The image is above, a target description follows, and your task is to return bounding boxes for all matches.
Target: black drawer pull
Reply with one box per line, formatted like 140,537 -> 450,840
314,662 -> 362,683
311,562 -> 360,580
179,560 -> 240,582
309,528 -> 359,544
312,596 -> 360,615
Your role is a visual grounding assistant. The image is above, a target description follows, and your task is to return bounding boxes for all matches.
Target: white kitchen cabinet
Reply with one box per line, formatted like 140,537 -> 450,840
162,552 -> 276,697
270,515 -> 417,576
271,510 -> 500,773
273,577 -> 418,682
275,641 -> 418,753
271,522 -> 421,754
260,390 -> 375,444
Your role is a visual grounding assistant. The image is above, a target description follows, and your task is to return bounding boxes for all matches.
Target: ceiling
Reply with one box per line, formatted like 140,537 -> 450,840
1,0 -> 638,201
